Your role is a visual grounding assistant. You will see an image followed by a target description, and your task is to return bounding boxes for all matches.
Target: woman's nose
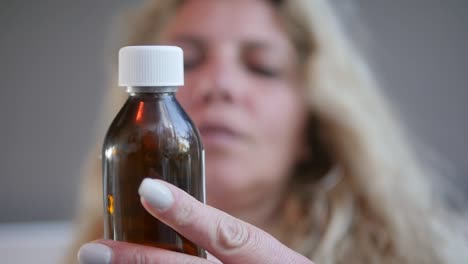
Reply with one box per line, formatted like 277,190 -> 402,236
191,54 -> 246,105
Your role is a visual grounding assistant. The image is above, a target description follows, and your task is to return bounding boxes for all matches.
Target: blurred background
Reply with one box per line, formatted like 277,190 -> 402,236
0,0 -> 467,262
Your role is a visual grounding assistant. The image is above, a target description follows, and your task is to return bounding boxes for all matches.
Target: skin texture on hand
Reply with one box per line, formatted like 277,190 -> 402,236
78,179 -> 313,264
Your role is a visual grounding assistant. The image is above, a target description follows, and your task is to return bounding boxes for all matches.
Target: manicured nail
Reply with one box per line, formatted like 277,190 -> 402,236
78,243 -> 112,264
138,178 -> 174,211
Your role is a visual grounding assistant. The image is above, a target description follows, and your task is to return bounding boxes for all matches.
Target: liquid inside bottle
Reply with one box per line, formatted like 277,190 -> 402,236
102,46 -> 206,258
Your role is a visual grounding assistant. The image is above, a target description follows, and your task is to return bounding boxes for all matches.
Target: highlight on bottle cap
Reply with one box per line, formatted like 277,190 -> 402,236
119,46 -> 184,87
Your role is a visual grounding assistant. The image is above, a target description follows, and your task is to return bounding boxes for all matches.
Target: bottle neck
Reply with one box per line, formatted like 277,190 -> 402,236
126,86 -> 179,94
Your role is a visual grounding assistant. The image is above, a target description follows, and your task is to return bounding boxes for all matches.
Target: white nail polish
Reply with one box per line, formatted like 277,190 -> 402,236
138,178 -> 174,211
78,243 -> 112,264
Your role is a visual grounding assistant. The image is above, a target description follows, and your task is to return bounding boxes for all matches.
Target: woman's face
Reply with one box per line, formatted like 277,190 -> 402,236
161,0 -> 307,212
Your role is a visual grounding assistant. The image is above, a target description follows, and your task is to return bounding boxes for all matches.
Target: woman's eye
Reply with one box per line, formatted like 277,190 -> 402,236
176,39 -> 205,72
184,58 -> 200,71
247,64 -> 280,78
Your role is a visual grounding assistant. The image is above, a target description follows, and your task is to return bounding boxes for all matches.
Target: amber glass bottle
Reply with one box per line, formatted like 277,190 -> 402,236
102,46 -> 205,257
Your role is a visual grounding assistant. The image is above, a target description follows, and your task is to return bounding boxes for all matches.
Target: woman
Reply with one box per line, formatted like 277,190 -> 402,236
71,0 -> 467,263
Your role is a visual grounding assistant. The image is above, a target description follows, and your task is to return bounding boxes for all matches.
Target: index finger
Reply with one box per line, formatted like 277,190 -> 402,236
138,178 -> 312,264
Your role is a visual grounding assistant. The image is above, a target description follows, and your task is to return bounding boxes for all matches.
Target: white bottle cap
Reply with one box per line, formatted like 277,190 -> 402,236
119,46 -> 184,87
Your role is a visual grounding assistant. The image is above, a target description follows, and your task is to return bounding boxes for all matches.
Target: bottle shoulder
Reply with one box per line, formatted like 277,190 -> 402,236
103,95 -> 202,154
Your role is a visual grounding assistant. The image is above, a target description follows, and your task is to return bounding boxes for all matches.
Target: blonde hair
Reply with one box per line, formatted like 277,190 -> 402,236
68,0 -> 468,263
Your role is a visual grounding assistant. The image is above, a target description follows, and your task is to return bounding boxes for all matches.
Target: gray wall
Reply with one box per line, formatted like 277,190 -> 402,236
0,0 -> 466,223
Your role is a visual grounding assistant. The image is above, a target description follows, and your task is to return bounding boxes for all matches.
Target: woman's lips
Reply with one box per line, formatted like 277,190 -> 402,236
198,124 -> 245,148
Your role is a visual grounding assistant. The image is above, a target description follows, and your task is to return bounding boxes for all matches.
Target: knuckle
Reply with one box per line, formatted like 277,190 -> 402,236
214,216 -> 252,252
130,247 -> 152,264
173,199 -> 197,227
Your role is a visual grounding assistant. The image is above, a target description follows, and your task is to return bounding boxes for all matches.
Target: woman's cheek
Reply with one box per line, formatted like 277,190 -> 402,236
260,92 -> 304,153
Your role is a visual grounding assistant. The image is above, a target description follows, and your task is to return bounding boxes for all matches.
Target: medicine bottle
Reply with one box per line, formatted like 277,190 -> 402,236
102,46 -> 206,257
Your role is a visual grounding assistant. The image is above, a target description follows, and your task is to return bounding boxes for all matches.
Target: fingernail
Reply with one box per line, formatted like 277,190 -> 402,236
78,243 -> 112,264
138,178 -> 174,211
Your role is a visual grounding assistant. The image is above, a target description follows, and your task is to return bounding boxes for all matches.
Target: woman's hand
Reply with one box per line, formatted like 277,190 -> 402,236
78,178 -> 313,264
